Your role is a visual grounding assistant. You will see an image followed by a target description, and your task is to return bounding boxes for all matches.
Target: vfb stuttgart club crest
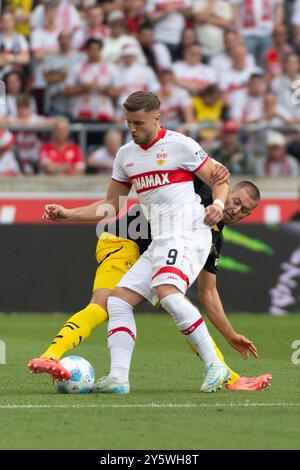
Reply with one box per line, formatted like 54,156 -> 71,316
156,151 -> 168,166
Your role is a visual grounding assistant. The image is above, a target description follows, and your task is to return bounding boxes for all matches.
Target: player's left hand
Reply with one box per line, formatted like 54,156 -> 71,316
210,163 -> 230,186
227,333 -> 259,360
204,203 -> 223,226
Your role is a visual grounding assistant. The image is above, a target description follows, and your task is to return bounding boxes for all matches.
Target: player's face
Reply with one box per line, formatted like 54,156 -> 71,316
223,188 -> 258,225
125,109 -> 161,146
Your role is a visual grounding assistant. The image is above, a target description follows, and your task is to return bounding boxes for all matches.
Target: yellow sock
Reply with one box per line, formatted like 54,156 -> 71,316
187,336 -> 240,385
41,304 -> 108,361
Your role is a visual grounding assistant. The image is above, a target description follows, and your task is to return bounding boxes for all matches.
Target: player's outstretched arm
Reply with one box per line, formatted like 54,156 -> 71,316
194,157 -> 230,226
198,270 -> 259,360
43,180 -> 131,222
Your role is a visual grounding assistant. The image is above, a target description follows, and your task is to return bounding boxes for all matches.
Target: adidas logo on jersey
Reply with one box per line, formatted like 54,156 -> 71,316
133,173 -> 170,191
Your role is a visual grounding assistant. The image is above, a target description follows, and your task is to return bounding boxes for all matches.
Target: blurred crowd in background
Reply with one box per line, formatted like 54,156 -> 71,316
0,0 -> 300,177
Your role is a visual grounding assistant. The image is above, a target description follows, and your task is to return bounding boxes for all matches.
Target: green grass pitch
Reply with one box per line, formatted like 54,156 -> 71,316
0,312 -> 300,450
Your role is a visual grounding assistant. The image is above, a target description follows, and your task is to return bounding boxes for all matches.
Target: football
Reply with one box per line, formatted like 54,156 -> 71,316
53,356 -> 95,394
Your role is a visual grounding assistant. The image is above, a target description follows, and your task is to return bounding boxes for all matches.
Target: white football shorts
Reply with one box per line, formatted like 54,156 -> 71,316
117,228 -> 212,305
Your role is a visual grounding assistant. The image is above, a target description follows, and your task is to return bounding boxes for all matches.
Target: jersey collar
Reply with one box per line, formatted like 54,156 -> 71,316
139,127 -> 166,151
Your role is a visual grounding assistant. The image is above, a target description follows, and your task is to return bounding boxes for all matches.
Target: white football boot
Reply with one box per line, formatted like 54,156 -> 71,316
200,363 -> 231,393
92,376 -> 130,394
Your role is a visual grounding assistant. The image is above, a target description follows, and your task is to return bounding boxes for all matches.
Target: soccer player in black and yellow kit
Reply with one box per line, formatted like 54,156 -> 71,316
28,179 -> 272,391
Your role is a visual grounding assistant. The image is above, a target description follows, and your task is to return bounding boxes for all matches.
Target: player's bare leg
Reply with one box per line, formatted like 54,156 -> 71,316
28,288 -> 111,380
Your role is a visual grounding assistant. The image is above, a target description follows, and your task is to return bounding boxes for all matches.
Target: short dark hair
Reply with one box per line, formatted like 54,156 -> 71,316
85,38 -> 103,50
249,73 -> 264,81
232,181 -> 261,203
123,91 -> 161,112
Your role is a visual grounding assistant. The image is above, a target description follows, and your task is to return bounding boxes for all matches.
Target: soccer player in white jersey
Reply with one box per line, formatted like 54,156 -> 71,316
44,91 -> 257,393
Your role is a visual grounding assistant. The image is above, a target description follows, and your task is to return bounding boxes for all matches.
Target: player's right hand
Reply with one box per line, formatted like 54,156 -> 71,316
204,203 -> 223,226
43,204 -> 71,221
227,333 -> 259,360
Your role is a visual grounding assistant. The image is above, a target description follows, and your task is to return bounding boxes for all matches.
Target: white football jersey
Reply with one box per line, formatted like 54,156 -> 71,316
112,129 -> 209,238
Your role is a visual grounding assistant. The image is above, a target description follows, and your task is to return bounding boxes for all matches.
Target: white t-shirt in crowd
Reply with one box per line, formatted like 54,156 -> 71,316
263,105 -> 294,127
0,95 -> 36,118
173,61 -> 217,88
72,24 -> 110,51
30,29 -> 59,89
66,60 -> 116,121
221,64 -> 262,111
231,0 -> 283,37
30,2 -> 81,32
210,51 -> 256,76
0,32 -> 29,78
114,62 -> 160,105
193,0 -> 234,56
102,35 -> 145,63
221,64 -> 261,93
255,155 -> 300,177
90,146 -> 115,169
0,150 -> 20,175
271,75 -> 300,121
146,0 -> 192,45
159,85 -> 192,128
230,88 -> 264,122
14,114 -> 45,171
0,32 -> 29,53
292,0 -> 300,26
151,42 -> 172,70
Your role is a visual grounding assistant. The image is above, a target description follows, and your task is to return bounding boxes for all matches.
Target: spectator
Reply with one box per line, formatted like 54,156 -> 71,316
271,52 -> 300,123
113,43 -> 160,111
193,84 -> 229,142
210,28 -> 256,75
40,117 -> 86,175
211,121 -> 255,174
124,0 -> 145,34
221,44 -> 261,111
255,131 -> 300,176
265,25 -> 294,80
30,3 -> 60,114
65,38 -> 116,122
173,43 -> 217,96
0,70 -> 36,120
101,10 -> 144,63
6,0 -> 33,38
87,130 -> 123,173
7,94 -> 52,175
72,5 -> 109,51
145,0 -> 192,59
137,23 -> 172,73
231,0 -> 284,66
291,0 -> 300,53
0,10 -> 30,79
193,0 -> 235,60
175,27 -> 199,61
0,129 -> 20,176
44,31 -> 85,117
230,72 -> 266,124
157,69 -> 194,129
30,0 -> 81,33
261,90 -> 294,127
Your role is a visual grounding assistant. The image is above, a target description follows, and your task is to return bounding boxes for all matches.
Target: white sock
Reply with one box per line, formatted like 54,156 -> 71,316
107,296 -> 136,383
160,293 -> 223,368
